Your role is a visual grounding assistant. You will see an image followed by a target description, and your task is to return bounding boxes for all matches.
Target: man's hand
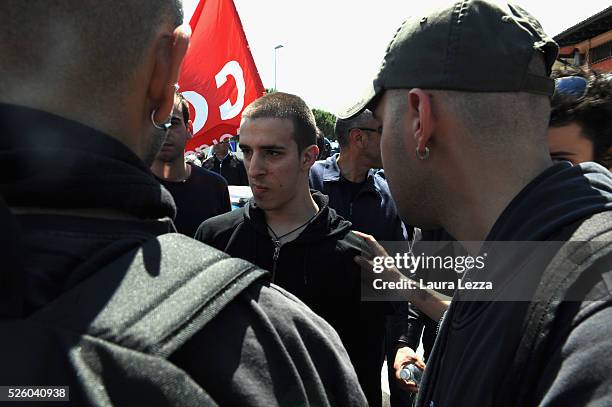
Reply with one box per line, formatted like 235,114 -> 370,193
352,230 -> 411,284
352,230 -> 451,321
394,346 -> 426,393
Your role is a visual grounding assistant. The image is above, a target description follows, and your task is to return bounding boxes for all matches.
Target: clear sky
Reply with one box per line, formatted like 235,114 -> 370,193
182,0 -> 610,114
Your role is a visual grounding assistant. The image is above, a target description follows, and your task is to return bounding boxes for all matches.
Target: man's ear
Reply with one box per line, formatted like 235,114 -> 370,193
186,119 -> 194,139
150,24 -> 191,125
348,128 -> 365,149
302,144 -> 320,169
408,89 -> 434,154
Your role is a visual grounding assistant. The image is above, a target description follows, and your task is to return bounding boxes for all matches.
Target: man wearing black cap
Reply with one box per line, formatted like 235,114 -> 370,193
346,1 -> 612,406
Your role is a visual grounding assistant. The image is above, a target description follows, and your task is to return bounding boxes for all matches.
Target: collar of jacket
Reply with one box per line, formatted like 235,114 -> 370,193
486,161 -> 612,241
243,190 -> 352,244
215,152 -> 234,163
321,153 -> 381,196
0,103 -> 176,220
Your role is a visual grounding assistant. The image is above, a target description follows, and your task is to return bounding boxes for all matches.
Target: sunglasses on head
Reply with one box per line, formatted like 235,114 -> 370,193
554,76 -> 588,99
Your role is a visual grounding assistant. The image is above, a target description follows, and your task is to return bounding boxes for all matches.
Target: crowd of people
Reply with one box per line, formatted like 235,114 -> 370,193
1,0 -> 612,406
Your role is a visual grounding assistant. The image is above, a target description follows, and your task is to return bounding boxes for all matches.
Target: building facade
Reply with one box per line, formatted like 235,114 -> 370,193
554,6 -> 612,73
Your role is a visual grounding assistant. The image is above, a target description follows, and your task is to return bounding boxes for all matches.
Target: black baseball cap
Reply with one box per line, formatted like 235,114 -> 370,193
339,0 -> 559,120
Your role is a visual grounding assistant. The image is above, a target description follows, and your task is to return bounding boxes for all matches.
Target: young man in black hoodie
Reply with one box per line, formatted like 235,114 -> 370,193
344,1 -> 612,406
196,92 -> 389,406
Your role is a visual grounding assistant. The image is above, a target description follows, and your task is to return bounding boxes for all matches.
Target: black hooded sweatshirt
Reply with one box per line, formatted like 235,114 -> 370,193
196,192 -> 390,407
0,103 -> 367,406
416,162 -> 612,407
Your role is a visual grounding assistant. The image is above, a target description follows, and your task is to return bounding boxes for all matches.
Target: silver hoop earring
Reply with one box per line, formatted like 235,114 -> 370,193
151,110 -> 170,130
415,146 -> 430,160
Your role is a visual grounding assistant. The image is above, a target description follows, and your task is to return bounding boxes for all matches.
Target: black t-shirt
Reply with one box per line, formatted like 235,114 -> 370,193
342,177 -> 367,202
157,164 -> 231,237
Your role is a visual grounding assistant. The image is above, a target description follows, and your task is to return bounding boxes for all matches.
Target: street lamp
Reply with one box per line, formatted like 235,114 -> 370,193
274,44 -> 284,91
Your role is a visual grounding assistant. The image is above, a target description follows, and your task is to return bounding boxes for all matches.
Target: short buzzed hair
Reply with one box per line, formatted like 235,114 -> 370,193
420,54 -> 550,153
0,0 -> 182,98
335,110 -> 374,148
241,92 -> 317,154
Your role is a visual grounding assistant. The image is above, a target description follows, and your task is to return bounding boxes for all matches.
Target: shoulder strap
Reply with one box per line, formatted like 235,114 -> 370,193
32,233 -> 267,358
0,196 -> 25,319
498,211 -> 612,406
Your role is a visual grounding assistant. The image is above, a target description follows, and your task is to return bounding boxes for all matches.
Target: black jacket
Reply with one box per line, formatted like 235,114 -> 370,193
310,155 -> 413,406
196,192 -> 390,407
310,154 -> 406,241
417,162 -> 612,407
0,103 -> 367,406
203,153 -> 249,186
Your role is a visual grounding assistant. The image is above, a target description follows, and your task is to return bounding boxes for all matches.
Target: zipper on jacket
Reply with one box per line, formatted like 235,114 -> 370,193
271,239 -> 281,282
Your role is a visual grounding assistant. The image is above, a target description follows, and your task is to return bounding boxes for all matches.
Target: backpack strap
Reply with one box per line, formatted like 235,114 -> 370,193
31,233 -> 267,358
498,211 -> 612,406
0,195 -> 25,319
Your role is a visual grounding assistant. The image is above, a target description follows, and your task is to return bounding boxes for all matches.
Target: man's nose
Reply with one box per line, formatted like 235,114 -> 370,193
247,152 -> 266,177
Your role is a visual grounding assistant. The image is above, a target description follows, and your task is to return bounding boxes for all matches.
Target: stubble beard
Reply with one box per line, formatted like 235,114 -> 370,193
143,127 -> 168,167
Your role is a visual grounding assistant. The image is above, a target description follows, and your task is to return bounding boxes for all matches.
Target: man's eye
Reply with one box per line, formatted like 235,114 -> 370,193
267,151 -> 281,156
551,156 -> 566,162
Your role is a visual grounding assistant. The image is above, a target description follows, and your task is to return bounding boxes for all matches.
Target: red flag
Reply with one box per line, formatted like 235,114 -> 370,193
179,0 -> 264,153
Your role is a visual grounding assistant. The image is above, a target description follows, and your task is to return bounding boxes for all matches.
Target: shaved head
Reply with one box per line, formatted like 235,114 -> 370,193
0,0 -> 189,163
388,54 -> 551,157
0,0 -> 183,101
